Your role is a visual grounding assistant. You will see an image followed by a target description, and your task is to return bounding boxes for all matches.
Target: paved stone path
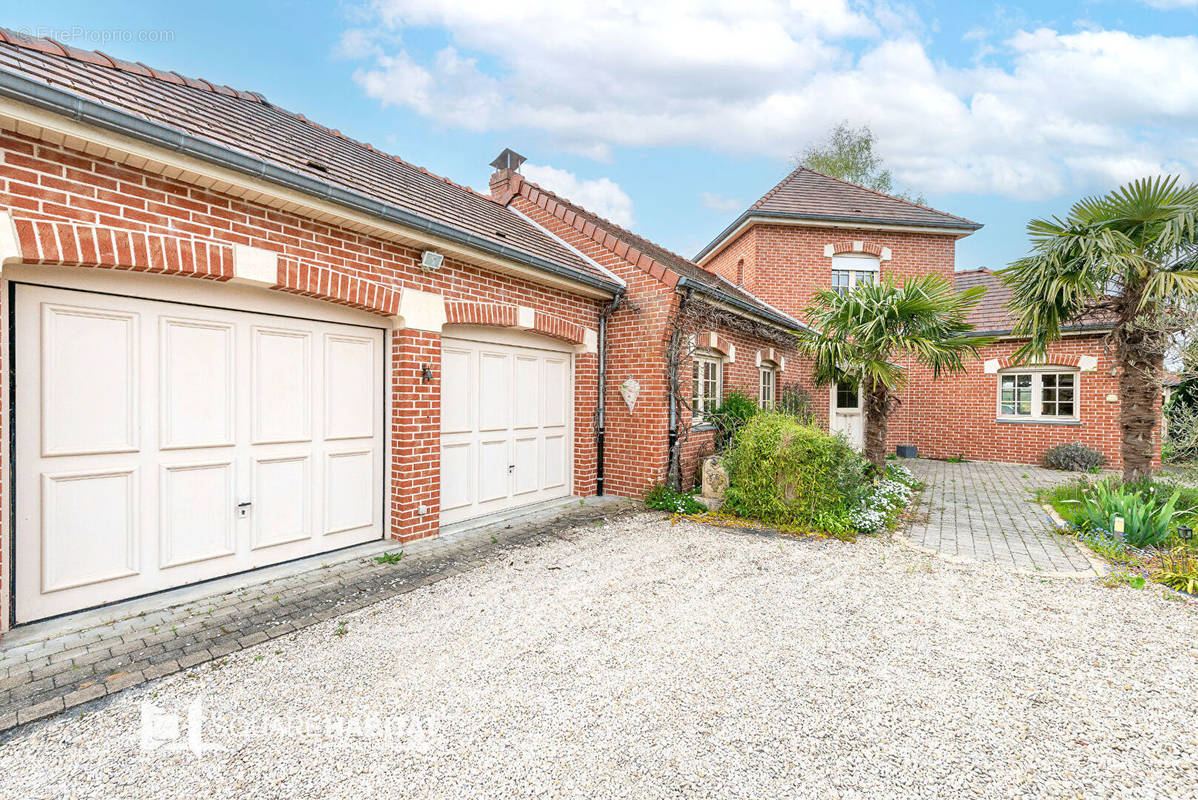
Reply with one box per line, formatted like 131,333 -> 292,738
902,459 -> 1098,575
0,498 -> 636,734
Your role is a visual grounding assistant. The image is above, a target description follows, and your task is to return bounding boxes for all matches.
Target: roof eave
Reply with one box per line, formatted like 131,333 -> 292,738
694,210 -> 983,264
676,276 -> 806,333
0,67 -> 621,297
973,323 -> 1113,339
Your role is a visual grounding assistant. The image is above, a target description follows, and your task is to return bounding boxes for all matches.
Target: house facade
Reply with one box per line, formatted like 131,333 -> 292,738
0,30 -> 797,632
696,168 -> 1134,468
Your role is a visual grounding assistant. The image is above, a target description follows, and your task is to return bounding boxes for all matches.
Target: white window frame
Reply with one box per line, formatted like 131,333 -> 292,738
759,364 -> 777,409
692,351 -> 724,423
996,368 -> 1080,422
831,254 -> 880,295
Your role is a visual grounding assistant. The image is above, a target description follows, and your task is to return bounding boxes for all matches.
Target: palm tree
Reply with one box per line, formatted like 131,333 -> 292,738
801,275 -> 989,471
1001,176 -> 1198,481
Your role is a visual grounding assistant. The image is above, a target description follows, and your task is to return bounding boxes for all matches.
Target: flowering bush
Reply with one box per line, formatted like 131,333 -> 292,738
849,469 -> 919,533
644,483 -> 706,515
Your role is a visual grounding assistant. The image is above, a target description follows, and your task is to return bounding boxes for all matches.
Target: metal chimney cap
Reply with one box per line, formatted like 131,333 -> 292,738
489,148 -> 526,172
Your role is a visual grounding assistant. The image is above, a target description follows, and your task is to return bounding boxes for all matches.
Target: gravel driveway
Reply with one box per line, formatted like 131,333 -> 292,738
1,515 -> 1196,799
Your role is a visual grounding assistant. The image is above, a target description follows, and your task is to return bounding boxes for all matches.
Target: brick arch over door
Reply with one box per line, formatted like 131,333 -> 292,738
989,356 -> 1094,371
444,299 -> 587,346
829,240 -> 886,257
6,217 -> 401,317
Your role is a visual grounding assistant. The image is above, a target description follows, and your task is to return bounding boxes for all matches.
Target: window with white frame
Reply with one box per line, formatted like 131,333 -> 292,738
998,370 -> 1079,420
831,254 -> 880,295
759,365 -> 777,409
692,352 -> 723,421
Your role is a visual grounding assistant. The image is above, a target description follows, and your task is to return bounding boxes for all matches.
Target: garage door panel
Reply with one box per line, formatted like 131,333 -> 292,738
252,327 -> 312,445
440,442 -> 472,511
41,468 -> 139,593
512,436 -> 538,495
324,449 -> 374,535
325,334 -> 375,441
251,455 -> 312,550
478,352 -> 509,432
544,434 -> 567,490
159,461 -> 235,569
441,348 -> 472,434
543,358 -> 568,428
42,304 -> 139,457
160,318 -> 235,450
478,439 -> 510,503
514,356 -> 539,429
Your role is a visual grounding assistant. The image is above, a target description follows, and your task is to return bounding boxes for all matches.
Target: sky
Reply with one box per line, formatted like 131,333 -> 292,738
5,1 -> 1198,270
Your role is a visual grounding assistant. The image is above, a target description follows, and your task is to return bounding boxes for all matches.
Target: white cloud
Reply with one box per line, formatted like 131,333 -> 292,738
700,192 -> 743,212
1139,0 -> 1198,8
343,1 -> 1198,200
521,163 -> 636,227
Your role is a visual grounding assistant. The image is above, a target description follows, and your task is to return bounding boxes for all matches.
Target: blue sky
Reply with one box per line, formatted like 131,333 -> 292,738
6,1 -> 1198,270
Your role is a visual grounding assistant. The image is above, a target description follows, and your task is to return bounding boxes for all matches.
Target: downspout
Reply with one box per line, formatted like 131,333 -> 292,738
595,288 -> 625,496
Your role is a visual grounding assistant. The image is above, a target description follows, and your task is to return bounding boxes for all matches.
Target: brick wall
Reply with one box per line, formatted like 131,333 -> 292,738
887,337 -> 1155,468
705,224 -> 958,318
0,129 -> 606,562
702,220 -> 1150,467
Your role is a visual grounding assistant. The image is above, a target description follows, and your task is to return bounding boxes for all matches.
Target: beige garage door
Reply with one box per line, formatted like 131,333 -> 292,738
440,328 -> 573,526
13,282 -> 386,624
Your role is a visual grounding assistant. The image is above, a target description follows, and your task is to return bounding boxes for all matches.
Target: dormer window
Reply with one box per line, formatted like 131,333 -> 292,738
831,254 -> 880,295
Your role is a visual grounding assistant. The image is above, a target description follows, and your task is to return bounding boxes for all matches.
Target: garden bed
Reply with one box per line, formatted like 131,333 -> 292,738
1040,476 -> 1198,594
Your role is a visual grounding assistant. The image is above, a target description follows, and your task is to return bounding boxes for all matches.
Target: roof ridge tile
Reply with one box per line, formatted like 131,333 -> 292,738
0,26 -> 263,100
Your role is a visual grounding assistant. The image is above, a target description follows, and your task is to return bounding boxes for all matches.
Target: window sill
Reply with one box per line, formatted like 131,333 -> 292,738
691,423 -> 717,433
995,417 -> 1081,426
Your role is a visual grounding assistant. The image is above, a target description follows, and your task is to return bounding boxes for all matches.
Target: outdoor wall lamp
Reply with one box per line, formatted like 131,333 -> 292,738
421,364 -> 434,383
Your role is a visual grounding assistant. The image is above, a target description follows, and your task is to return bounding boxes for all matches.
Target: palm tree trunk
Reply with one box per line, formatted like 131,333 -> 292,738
1117,343 -> 1164,482
862,384 -> 892,473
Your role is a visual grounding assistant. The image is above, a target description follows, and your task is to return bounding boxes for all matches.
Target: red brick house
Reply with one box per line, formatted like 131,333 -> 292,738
489,153 -> 804,495
697,167 -> 1132,467
0,31 -> 799,630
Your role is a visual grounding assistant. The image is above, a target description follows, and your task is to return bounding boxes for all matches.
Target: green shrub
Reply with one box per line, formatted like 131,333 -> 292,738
706,390 -> 759,450
722,412 -> 869,527
1155,548 -> 1198,594
644,483 -> 705,515
1079,481 -> 1184,548
1043,442 -> 1106,472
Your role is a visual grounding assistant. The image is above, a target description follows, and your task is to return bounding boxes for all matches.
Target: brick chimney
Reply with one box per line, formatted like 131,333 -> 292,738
488,148 -> 526,203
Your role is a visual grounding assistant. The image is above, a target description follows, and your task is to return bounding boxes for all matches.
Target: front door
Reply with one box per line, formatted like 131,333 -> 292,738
829,381 -> 864,451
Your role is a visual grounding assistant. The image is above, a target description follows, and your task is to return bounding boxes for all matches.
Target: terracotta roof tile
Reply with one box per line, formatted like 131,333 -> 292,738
954,268 -> 1113,335
0,29 -> 612,289
751,168 -> 981,230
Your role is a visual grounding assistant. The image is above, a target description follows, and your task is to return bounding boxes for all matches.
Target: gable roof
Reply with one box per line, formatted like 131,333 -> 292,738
955,268 -> 1113,336
0,29 -> 620,295
695,167 -> 982,264
505,174 -> 804,331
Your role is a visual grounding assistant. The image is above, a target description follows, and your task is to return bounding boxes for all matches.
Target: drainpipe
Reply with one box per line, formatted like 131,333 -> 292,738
595,289 -> 625,496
